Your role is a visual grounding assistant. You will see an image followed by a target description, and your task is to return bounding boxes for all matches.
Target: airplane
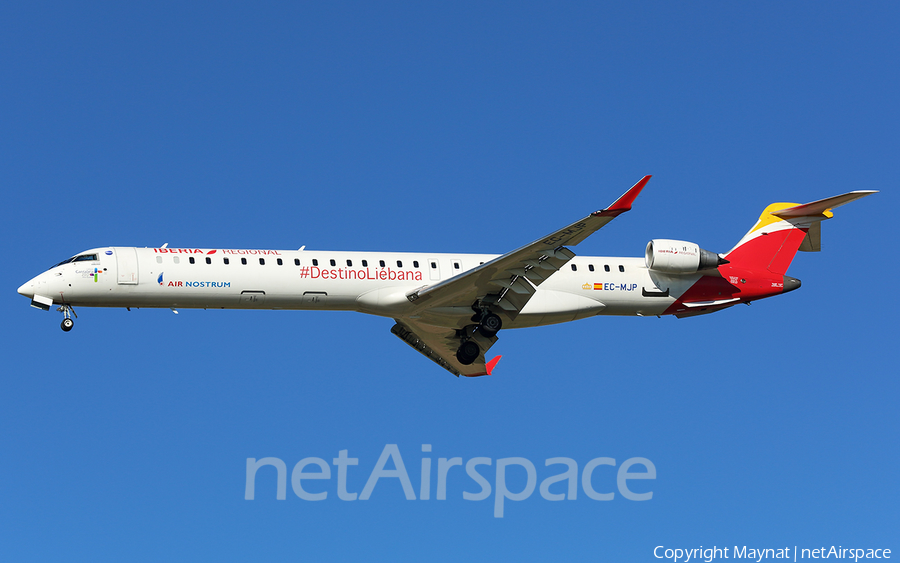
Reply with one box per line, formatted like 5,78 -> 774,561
17,177 -> 875,377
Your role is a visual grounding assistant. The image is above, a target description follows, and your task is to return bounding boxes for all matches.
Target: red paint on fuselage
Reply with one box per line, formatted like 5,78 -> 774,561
663,265 -> 786,316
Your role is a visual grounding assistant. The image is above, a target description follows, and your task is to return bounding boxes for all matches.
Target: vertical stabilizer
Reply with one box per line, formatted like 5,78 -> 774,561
724,191 -> 876,275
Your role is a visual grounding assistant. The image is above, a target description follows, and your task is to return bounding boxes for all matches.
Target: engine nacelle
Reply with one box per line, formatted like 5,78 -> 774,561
645,239 -> 723,274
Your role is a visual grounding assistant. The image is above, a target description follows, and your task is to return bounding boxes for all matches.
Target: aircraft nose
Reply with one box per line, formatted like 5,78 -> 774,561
18,281 -> 34,298
18,274 -> 42,299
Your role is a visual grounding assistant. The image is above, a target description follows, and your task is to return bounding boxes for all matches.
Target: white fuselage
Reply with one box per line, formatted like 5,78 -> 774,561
19,247 -> 702,330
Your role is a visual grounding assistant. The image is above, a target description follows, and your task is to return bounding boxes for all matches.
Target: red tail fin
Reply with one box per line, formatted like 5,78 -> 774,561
725,191 -> 876,274
725,202 -> 809,275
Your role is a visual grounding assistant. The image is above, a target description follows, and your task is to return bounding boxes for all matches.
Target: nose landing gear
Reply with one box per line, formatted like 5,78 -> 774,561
57,304 -> 77,332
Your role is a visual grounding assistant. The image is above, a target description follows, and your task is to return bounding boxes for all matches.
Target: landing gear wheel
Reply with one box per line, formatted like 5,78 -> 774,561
61,318 -> 74,332
478,313 -> 502,338
456,340 -> 480,365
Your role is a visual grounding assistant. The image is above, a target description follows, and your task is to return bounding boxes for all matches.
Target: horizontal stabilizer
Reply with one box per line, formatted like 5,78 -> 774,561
773,190 -> 877,219
727,189 -> 877,273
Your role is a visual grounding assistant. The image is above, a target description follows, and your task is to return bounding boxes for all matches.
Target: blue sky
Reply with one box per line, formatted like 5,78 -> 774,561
2,2 -> 897,561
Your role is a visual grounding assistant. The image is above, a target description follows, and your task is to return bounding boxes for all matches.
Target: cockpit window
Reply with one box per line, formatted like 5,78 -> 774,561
51,253 -> 99,269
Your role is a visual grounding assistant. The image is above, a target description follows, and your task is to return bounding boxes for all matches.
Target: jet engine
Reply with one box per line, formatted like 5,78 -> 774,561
645,239 -> 725,274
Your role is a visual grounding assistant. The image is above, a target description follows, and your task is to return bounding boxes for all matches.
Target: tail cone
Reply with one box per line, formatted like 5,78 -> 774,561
783,276 -> 801,294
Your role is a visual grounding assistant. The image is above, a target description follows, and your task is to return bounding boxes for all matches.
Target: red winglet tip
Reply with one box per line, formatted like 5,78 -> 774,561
606,175 -> 651,212
485,355 -> 502,375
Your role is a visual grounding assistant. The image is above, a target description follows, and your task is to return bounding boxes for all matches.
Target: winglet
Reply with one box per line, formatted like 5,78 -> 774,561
462,356 -> 502,377
595,175 -> 651,216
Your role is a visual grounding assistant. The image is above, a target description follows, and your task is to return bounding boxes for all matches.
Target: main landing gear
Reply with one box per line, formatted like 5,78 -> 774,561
478,313 -> 502,338
456,340 -> 480,365
57,304 -> 77,332
455,309 -> 503,366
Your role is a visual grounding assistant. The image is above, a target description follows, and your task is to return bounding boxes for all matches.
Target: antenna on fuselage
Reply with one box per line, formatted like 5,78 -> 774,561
161,243 -> 168,249
298,246 -> 305,251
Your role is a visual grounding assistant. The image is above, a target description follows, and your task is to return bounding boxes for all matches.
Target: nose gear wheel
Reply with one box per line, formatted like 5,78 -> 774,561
57,304 -> 77,332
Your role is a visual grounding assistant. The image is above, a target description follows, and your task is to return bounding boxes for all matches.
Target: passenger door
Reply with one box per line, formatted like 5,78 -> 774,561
428,258 -> 441,281
114,247 -> 139,285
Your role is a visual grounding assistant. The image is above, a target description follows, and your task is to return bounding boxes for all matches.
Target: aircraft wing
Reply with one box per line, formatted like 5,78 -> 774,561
406,176 -> 650,318
391,319 -> 502,377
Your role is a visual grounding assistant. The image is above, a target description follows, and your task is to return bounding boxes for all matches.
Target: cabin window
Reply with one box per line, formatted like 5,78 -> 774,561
397,260 -> 403,268
346,259 -> 352,267
224,258 -> 230,265
413,260 -> 419,268
571,264 -> 577,271
259,258 -> 265,265
206,257 -> 211,265
619,265 -> 625,272
277,258 -> 283,266
294,259 -> 300,266
362,260 -> 368,267
589,264 -> 594,272
312,259 -> 318,266
379,260 -> 385,267
156,256 -> 163,264
430,262 -> 437,268
604,265 -> 610,272
189,257 -> 195,264
453,262 -> 460,269
241,258 -> 247,265
173,257 -> 180,264
330,259 -> 336,266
